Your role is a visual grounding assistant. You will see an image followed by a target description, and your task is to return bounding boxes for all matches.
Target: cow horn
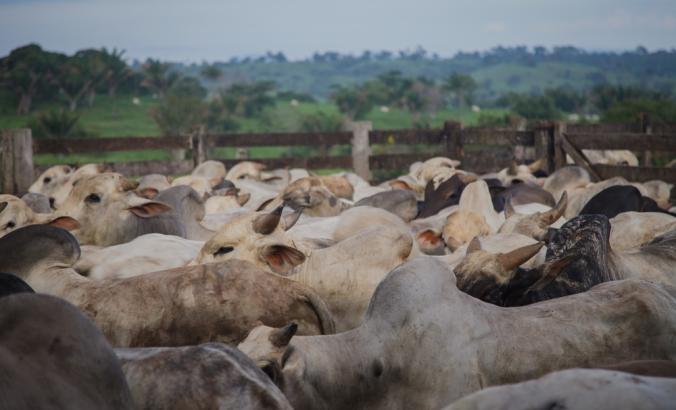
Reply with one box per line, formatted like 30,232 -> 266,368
120,178 -> 139,192
497,242 -> 544,271
467,236 -> 482,254
504,195 -> 517,219
283,207 -> 304,231
253,206 -> 283,234
269,322 -> 298,348
508,161 -> 519,176
539,191 -> 568,225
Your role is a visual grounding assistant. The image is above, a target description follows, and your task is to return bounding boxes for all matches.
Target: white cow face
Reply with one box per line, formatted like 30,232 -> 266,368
0,195 -> 79,237
56,173 -> 170,245
194,207 -> 306,275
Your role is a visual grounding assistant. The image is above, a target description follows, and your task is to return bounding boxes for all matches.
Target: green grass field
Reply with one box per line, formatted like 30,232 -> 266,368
0,94 -> 507,167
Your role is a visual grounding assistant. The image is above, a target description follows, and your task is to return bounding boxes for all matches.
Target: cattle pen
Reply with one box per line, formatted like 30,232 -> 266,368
2,119 -> 676,195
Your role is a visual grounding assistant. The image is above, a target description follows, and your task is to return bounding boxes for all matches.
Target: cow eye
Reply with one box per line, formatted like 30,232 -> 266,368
5,221 -> 15,229
85,193 -> 101,203
214,246 -> 234,256
43,177 -> 52,184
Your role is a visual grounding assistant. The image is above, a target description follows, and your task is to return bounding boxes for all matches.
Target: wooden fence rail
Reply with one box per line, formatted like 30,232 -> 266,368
2,119 -> 676,195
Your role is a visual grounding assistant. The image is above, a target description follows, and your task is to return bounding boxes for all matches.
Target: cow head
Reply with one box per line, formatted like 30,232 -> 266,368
443,209 -> 492,251
282,177 -> 349,217
56,173 -> 171,246
454,238 -> 544,304
28,165 -> 73,199
499,192 -> 568,241
193,206 -> 306,274
48,163 -> 107,209
238,323 -> 298,383
0,195 -> 79,238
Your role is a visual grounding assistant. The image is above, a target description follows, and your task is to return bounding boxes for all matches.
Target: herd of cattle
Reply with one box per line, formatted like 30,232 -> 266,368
1,156 -> 676,409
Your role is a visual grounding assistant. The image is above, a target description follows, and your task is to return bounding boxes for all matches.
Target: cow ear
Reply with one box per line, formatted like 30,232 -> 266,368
237,192 -> 251,206
260,245 -> 306,275
390,180 -> 412,191
137,187 -> 159,199
128,202 -> 172,218
467,236 -> 482,254
47,216 -> 81,231
416,229 -> 443,248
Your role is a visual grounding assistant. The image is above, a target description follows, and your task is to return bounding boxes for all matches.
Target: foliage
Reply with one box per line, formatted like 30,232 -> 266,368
590,85 -> 667,112
141,59 -> 179,97
219,81 -> 275,117
169,76 -> 207,98
330,84 -> 375,120
200,65 -> 222,81
443,73 -> 477,107
508,94 -> 561,120
276,90 -> 315,103
476,112 -> 511,127
0,44 -> 58,114
298,110 -> 344,132
206,99 -> 239,132
150,94 -> 206,136
602,99 -> 676,124
28,108 -> 90,139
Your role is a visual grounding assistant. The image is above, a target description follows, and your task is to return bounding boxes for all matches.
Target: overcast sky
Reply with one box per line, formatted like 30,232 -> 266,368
1,0 -> 675,62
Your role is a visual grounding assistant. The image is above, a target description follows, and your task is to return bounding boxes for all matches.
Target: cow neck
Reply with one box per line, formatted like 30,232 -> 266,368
473,281 -> 660,387
26,266 -> 91,305
284,329 -> 385,408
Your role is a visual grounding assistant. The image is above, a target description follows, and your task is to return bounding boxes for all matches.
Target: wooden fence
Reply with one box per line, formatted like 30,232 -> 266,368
2,119 -> 676,195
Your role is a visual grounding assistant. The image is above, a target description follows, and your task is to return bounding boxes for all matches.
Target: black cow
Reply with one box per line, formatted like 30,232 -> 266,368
579,185 -> 672,219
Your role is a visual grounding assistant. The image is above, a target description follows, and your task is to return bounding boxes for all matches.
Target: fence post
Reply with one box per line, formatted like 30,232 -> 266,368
552,121 -> 567,170
1,129 -> 34,195
191,126 -> 208,167
640,113 -> 652,166
443,120 -> 463,160
534,121 -> 555,174
348,121 -> 372,181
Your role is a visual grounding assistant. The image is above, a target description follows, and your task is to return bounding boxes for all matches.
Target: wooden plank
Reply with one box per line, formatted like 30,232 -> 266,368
34,159 -> 194,177
595,165 -> 676,184
215,156 -> 353,170
34,136 -> 190,154
369,128 -> 444,145
565,133 -> 676,151
567,123 -> 642,133
461,147 -> 514,174
560,133 -> 601,181
461,128 -> 534,146
208,132 -> 352,147
652,123 -> 676,134
369,153 -> 447,171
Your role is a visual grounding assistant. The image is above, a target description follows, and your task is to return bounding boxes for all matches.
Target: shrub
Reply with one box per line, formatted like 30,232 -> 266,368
150,94 -> 207,136
28,108 -> 91,139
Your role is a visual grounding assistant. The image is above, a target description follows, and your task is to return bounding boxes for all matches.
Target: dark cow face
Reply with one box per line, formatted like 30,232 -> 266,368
536,214 -> 615,299
418,174 -> 471,218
